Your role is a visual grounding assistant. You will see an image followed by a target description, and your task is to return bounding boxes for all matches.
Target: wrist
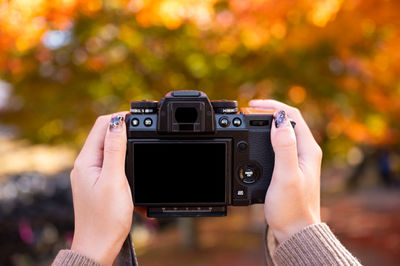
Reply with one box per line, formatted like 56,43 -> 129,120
270,219 -> 321,243
71,234 -> 124,266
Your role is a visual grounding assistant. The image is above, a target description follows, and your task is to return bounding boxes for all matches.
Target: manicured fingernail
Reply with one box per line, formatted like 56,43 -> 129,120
109,115 -> 124,131
274,110 -> 287,128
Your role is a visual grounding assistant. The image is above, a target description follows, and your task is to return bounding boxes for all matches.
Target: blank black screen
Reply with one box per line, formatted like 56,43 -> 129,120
133,143 -> 226,204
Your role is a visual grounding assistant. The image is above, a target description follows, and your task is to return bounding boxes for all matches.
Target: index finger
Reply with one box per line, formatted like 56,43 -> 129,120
249,100 -> 322,162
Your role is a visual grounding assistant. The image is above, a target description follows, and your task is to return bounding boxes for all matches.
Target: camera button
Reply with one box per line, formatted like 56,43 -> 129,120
244,168 -> 254,177
172,91 -> 201,97
239,166 -> 258,184
233,118 -> 242,127
235,187 -> 247,198
144,118 -> 153,127
237,141 -> 248,152
131,118 -> 139,127
219,117 -> 230,127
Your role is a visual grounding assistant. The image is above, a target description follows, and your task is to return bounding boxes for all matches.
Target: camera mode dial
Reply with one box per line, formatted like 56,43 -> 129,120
130,100 -> 158,114
211,100 -> 238,114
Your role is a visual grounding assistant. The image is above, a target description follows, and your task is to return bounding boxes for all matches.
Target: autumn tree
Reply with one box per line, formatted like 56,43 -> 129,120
0,0 -> 399,161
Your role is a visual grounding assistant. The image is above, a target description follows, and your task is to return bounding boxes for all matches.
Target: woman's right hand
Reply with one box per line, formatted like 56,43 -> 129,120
70,113 -> 133,265
249,100 -> 323,243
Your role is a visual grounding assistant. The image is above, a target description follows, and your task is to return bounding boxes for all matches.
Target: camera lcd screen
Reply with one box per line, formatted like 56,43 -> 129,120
133,142 -> 226,204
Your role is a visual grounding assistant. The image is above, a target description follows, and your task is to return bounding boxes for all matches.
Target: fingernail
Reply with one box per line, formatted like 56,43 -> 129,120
274,110 -> 287,128
109,115 -> 125,131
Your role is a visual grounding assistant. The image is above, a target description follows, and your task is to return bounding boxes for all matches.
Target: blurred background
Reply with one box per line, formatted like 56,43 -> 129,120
0,0 -> 399,265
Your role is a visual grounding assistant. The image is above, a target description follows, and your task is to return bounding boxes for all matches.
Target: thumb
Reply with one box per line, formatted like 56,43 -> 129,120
271,110 -> 299,176
102,113 -> 128,180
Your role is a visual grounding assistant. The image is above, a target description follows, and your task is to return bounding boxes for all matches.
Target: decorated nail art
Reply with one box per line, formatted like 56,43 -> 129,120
109,115 -> 125,131
274,110 -> 287,128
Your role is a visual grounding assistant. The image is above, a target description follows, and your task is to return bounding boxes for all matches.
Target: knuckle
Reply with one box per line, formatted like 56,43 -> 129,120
73,158 -> 83,170
268,99 -> 280,105
273,128 -> 297,148
95,115 -> 110,125
95,115 -> 104,124
104,136 -> 124,154
104,145 -> 122,155
290,107 -> 301,116
99,114 -> 109,121
70,168 -> 78,184
276,138 -> 296,150
314,144 -> 323,159
72,158 -> 87,177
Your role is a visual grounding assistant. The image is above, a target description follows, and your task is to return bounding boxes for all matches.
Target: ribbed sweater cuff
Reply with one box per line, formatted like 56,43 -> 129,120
51,249 -> 101,266
273,223 -> 361,266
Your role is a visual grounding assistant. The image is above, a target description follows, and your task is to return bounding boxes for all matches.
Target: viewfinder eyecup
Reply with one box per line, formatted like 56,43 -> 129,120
157,91 -> 215,133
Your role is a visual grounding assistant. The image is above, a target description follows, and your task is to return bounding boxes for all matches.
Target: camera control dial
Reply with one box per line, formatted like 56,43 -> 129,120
238,163 -> 261,184
211,100 -> 238,114
130,100 -> 158,114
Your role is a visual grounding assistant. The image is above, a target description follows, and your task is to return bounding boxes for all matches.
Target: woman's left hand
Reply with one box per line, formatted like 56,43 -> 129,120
70,113 -> 133,266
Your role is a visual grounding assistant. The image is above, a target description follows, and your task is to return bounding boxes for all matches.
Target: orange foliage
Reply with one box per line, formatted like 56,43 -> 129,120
0,0 -> 399,147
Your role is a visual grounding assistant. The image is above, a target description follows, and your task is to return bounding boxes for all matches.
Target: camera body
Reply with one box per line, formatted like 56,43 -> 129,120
125,91 -> 275,217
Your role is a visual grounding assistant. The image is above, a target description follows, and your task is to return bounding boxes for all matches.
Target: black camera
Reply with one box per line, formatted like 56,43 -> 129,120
125,91 -> 279,218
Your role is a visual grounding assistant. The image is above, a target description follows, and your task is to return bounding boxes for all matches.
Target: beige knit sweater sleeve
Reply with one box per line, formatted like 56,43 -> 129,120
51,250 -> 101,266
52,223 -> 361,266
269,223 -> 362,266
